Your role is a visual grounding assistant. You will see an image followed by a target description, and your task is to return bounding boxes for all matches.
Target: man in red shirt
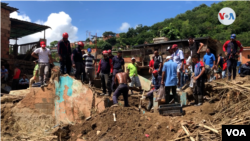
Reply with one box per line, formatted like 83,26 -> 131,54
97,50 -> 113,96
148,56 -> 154,74
222,34 -> 243,80
222,58 -> 227,79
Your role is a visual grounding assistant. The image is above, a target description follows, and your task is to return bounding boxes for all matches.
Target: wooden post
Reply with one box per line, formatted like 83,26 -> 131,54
44,30 -> 46,39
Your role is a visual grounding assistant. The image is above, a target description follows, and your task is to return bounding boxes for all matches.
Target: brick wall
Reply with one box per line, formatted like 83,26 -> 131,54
241,47 -> 250,64
1,8 -> 11,59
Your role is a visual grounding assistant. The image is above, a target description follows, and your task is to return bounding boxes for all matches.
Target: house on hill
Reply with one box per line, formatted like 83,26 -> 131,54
132,37 -> 224,66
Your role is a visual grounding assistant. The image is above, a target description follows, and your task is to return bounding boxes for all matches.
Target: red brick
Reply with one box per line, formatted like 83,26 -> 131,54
2,54 -> 8,59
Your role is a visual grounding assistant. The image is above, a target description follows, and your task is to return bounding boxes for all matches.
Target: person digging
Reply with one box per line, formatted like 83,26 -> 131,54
145,70 -> 162,111
112,69 -> 131,107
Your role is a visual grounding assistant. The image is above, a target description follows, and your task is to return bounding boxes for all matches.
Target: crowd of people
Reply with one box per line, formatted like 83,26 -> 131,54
2,33 -> 250,110
143,34 -> 245,110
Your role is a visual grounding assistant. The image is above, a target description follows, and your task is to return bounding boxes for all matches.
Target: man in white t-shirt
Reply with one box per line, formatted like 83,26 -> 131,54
171,44 -> 184,91
31,41 -> 53,87
185,52 -> 192,72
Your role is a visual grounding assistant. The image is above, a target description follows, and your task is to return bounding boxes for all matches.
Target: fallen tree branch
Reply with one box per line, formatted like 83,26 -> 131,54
198,124 -> 219,134
181,125 -> 195,141
173,127 -> 221,141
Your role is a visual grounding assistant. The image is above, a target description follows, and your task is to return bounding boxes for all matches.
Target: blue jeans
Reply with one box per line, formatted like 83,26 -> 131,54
184,74 -> 189,84
112,84 -> 129,106
222,71 -> 226,78
180,72 -> 185,87
60,58 -> 72,75
227,59 -> 237,80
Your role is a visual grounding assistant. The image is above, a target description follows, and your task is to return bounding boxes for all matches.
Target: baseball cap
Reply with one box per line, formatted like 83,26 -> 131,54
231,34 -> 236,39
131,57 -> 135,60
166,46 -> 172,51
166,56 -> 172,60
118,50 -> 122,53
172,44 -> 178,49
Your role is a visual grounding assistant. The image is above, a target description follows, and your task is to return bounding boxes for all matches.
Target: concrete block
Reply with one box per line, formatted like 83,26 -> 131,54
180,92 -> 187,106
54,75 -> 94,124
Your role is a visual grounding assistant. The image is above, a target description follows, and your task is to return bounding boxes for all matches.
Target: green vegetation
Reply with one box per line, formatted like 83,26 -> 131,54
108,1 -> 250,46
51,52 -> 59,62
77,1 -> 250,52
50,41 -> 58,48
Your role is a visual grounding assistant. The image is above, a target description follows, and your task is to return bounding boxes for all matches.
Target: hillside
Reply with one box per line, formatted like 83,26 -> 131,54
86,1 -> 250,50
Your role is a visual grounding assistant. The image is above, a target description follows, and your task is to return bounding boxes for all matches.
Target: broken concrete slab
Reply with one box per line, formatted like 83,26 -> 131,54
138,75 -> 151,91
9,89 -> 30,97
11,74 -> 105,128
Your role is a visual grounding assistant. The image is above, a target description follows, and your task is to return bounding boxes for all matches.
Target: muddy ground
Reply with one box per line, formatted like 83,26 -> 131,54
1,76 -> 250,141
67,102 -> 217,141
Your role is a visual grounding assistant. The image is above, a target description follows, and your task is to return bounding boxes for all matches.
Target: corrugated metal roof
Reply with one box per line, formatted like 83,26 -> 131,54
10,18 -> 51,39
132,37 -> 210,48
1,2 -> 18,13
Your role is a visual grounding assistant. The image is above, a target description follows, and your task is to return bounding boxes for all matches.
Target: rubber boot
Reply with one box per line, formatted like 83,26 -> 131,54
147,98 -> 153,111
191,95 -> 198,105
195,95 -> 203,106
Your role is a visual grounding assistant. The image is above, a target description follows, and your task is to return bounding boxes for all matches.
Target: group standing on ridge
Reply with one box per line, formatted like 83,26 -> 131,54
4,32 -> 247,108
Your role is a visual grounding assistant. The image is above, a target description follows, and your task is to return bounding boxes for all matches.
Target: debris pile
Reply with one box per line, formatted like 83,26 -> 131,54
1,75 -> 250,141
173,78 -> 250,141
60,107 -> 177,141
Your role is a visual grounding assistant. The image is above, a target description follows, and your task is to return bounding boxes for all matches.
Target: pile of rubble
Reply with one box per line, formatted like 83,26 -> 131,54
1,75 -> 250,141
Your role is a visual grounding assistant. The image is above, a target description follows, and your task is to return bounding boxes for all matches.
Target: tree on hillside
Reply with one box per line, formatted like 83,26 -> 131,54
119,33 -> 127,38
86,38 -> 90,42
161,23 -> 180,40
50,41 -> 58,48
101,42 -> 112,50
103,31 -> 116,37
97,40 -> 105,47
126,28 -> 137,38
106,1 -> 250,46
106,37 -> 117,46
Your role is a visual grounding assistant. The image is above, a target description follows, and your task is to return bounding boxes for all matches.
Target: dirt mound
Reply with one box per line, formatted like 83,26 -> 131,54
1,103 -> 17,134
68,107 -> 177,141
